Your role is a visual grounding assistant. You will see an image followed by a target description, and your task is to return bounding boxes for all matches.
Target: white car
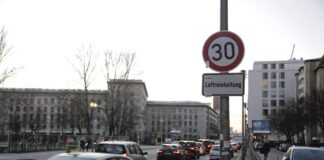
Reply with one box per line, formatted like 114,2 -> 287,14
95,141 -> 147,160
47,152 -> 133,160
282,146 -> 324,160
209,145 -> 220,160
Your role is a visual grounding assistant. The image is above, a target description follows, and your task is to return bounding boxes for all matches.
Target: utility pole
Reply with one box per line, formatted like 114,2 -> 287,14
220,1 -> 230,160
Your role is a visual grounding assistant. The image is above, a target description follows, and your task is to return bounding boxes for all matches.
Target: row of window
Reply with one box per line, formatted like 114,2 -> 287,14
9,98 -> 56,105
262,99 -> 286,107
262,72 -> 285,79
149,108 -> 199,113
151,114 -> 198,120
152,120 -> 198,126
262,63 -> 285,70
262,81 -> 286,89
262,90 -> 285,98
262,109 -> 284,116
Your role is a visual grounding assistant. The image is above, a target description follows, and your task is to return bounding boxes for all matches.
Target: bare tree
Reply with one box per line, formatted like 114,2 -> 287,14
304,89 -> 324,136
270,99 -> 307,143
0,28 -> 20,133
102,51 -> 139,136
72,44 -> 97,135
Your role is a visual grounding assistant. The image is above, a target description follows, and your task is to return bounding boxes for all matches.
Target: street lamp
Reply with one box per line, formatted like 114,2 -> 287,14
90,102 -> 98,108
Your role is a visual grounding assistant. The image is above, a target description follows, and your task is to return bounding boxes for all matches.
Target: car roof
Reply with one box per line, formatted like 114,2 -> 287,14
49,152 -> 133,159
98,141 -> 137,145
291,146 -> 324,151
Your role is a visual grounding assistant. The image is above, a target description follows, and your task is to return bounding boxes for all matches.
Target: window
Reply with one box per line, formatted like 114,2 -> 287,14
271,109 -> 277,115
279,81 -> 285,88
279,63 -> 285,69
262,91 -> 268,98
271,90 -> 276,98
271,72 -> 276,79
262,109 -> 268,116
271,63 -> 276,69
262,72 -> 268,79
271,81 -> 276,88
279,90 -> 285,98
279,100 -> 285,107
271,100 -> 277,107
280,72 -> 285,79
262,80 -> 268,89
262,100 -> 268,107
262,64 -> 268,69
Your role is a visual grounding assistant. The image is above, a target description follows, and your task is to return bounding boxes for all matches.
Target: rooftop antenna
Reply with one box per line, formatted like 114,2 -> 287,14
290,44 -> 295,60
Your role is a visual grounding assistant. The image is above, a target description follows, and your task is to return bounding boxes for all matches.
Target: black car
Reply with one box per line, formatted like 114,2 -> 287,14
157,144 -> 185,160
179,140 -> 200,160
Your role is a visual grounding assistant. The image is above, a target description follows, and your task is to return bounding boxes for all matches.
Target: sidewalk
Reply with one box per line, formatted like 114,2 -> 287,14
256,148 -> 284,160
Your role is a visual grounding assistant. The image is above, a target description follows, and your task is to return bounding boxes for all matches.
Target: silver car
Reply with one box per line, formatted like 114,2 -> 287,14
282,146 -> 324,160
47,152 -> 133,160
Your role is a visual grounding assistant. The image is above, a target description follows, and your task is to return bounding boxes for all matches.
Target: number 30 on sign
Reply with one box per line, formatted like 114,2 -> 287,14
202,31 -> 244,73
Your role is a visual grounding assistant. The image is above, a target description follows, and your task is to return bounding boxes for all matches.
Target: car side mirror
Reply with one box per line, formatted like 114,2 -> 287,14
143,152 -> 148,155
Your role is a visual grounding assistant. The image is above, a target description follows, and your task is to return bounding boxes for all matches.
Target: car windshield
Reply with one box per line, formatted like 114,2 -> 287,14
212,146 -> 220,151
96,144 -> 126,154
293,149 -> 324,160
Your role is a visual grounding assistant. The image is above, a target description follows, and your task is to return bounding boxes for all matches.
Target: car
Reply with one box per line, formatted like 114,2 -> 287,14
197,139 -> 216,154
282,146 -> 324,160
179,140 -> 200,159
157,143 -> 185,160
253,142 -> 263,151
95,141 -> 147,160
47,152 -> 134,160
195,141 -> 206,155
209,145 -> 220,160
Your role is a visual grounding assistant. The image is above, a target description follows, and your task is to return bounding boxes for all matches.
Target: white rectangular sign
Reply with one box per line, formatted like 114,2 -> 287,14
202,73 -> 244,96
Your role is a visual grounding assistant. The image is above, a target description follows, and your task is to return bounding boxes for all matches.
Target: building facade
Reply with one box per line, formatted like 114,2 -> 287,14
248,59 -> 304,141
144,101 -> 219,142
295,56 -> 324,145
0,79 -> 148,142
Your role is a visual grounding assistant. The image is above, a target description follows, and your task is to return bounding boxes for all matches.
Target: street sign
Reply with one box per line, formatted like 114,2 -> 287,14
202,73 -> 244,96
203,31 -> 244,72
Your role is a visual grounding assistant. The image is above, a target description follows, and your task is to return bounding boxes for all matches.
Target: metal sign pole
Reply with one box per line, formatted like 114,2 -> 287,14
220,0 -> 230,160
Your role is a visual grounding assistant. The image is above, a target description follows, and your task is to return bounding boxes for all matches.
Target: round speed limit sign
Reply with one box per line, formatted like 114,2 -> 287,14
202,31 -> 244,72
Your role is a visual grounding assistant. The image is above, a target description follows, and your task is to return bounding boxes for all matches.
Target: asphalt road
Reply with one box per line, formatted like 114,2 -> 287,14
0,145 -> 242,160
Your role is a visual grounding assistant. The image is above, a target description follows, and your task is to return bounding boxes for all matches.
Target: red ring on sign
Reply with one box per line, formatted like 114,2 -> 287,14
202,31 -> 244,72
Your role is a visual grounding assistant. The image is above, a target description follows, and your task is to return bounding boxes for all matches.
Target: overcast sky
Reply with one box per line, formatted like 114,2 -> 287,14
0,0 -> 323,132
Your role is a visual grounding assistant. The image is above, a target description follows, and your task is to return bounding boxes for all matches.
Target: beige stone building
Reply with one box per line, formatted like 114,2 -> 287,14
144,101 -> 219,142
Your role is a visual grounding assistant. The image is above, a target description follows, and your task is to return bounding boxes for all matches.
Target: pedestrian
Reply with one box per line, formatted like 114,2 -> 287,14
260,140 -> 271,160
80,139 -> 85,151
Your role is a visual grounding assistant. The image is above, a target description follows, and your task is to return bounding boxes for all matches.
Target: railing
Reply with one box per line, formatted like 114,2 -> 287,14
0,133 -> 82,153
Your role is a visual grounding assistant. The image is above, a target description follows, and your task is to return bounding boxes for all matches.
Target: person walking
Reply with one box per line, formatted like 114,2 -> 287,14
80,139 -> 85,151
260,140 -> 271,160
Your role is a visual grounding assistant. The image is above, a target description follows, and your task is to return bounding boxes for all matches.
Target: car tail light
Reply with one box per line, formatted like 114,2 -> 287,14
172,150 -> 180,154
189,147 -> 195,150
157,150 -> 164,155
208,145 -> 211,148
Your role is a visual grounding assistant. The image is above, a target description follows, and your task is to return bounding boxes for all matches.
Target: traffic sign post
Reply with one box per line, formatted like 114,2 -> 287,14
201,1 -> 245,160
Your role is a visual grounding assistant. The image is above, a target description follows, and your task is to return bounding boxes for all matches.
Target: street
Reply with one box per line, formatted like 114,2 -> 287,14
0,145 -> 247,160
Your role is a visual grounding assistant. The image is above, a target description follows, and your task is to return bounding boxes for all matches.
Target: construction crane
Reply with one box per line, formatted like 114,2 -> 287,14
290,44 -> 295,60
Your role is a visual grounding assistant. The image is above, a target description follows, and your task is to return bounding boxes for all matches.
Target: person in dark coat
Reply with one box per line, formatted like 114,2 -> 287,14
80,139 -> 85,151
260,141 -> 271,160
